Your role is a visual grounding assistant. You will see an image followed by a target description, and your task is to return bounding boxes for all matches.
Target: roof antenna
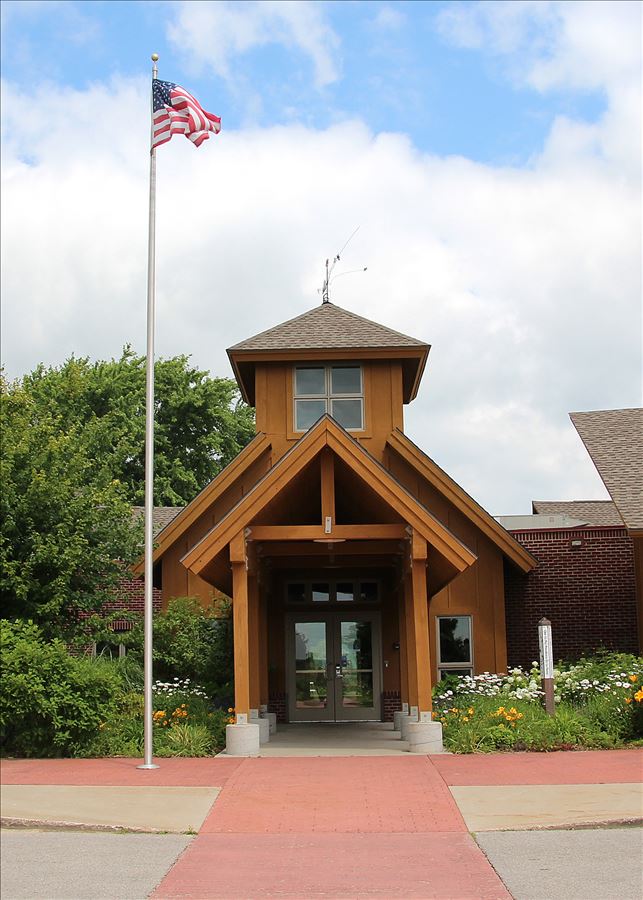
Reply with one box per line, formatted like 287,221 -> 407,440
320,226 -> 367,304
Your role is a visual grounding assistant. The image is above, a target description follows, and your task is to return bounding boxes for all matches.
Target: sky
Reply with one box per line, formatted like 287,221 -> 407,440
1,0 -> 641,515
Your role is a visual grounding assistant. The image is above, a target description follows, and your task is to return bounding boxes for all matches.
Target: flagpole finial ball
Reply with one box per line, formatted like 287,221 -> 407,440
151,53 -> 159,61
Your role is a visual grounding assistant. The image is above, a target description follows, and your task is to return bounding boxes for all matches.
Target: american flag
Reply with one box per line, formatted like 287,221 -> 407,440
152,80 -> 221,150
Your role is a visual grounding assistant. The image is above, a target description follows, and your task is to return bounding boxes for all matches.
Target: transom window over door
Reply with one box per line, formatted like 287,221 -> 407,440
294,365 -> 363,431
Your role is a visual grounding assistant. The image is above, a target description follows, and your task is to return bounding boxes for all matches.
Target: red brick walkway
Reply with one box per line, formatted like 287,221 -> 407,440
0,757 -> 243,787
431,748 -> 643,785
153,757 -> 510,899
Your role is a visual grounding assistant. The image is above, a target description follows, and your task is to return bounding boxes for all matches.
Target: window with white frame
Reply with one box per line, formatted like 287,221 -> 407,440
294,365 -> 363,431
437,615 -> 473,679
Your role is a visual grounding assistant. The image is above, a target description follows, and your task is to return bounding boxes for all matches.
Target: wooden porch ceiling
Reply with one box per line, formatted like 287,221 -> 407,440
182,416 -> 476,591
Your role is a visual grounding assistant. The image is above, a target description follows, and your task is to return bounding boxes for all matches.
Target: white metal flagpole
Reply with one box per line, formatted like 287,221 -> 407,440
138,52 -> 160,771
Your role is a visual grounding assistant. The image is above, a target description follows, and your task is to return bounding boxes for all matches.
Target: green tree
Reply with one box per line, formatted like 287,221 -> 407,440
0,380 -> 141,635
20,348 -> 255,505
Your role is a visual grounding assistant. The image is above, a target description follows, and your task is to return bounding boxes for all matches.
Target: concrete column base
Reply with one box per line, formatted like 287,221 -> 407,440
249,709 -> 270,744
406,721 -> 444,754
393,709 -> 405,732
225,723 -> 260,756
400,712 -> 417,740
262,711 -> 277,734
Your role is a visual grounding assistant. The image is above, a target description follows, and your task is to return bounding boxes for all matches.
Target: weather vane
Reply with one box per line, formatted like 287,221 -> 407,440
320,226 -> 368,303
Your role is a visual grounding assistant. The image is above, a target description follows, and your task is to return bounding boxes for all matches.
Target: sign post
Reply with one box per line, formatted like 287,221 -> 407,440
538,617 -> 555,715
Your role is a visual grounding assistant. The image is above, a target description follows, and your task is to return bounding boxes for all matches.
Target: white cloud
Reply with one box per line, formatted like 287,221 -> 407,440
1,3 -> 639,513
372,6 -> 407,31
166,0 -> 341,89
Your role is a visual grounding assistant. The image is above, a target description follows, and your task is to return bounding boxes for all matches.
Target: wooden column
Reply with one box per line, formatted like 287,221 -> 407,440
403,571 -> 419,713
258,582 -> 270,706
397,580 -> 409,707
248,572 -> 260,711
410,532 -> 433,718
230,530 -> 250,721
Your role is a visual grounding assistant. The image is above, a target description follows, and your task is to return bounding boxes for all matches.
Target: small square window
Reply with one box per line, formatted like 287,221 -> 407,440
331,398 -> 363,430
331,366 -> 361,395
295,399 -> 327,431
287,583 -> 307,603
359,582 -> 378,602
336,582 -> 354,602
312,583 -> 330,602
295,368 -> 326,395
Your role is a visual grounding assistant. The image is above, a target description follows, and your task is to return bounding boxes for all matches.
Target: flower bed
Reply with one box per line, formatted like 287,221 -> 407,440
432,652 -> 643,753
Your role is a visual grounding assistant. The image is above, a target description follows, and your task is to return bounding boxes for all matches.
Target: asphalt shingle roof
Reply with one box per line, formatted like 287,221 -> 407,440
228,302 -> 427,353
531,500 -> 624,527
132,506 -> 184,536
570,408 -> 643,530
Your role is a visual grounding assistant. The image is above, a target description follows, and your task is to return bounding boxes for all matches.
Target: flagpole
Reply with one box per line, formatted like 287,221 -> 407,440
138,52 -> 160,771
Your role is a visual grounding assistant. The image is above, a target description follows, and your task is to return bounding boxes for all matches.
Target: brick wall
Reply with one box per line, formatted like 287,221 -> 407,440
104,575 -> 162,629
505,526 -> 639,666
269,692 -> 288,724
382,691 -> 401,722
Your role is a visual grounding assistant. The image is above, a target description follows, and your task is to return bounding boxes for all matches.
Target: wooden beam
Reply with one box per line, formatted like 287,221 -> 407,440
320,448 -> 335,528
257,539 -> 405,557
411,557 -> 433,717
248,574 -> 260,710
403,572 -> 418,712
259,586 -> 269,706
397,582 -> 409,706
231,546 -> 250,719
248,524 -> 407,541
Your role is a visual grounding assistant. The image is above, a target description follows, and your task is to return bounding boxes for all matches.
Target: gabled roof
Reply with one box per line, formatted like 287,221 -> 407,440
531,499 -> 623,527
570,408 -> 643,530
227,302 -> 430,405
386,429 -> 537,573
182,415 -> 476,580
132,506 -> 184,535
131,433 -> 271,575
229,302 -> 426,352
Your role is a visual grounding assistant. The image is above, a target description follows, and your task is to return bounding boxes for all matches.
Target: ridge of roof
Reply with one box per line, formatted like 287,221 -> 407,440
532,499 -> 623,527
228,301 -> 428,353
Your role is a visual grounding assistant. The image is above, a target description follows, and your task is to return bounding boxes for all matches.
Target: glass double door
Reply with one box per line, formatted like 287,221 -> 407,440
288,613 -> 381,722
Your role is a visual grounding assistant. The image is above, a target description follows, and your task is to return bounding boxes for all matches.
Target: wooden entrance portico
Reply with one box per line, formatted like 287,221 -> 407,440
182,416 -> 476,729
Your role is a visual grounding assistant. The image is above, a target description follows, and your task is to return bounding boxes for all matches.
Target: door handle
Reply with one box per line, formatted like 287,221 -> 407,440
335,665 -> 343,679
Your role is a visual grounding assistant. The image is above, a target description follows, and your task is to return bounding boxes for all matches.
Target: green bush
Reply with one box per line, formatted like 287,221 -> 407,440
91,691 -> 229,758
128,597 -> 234,700
0,620 -> 122,757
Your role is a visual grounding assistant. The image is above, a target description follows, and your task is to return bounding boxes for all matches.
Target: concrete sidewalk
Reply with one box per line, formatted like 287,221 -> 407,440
1,749 -> 642,899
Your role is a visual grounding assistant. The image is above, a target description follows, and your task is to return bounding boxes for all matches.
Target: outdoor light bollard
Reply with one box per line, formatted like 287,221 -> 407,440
226,713 -> 261,756
538,617 -> 556,716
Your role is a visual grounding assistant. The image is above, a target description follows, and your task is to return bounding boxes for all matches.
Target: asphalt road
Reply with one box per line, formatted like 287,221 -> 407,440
0,831 -> 192,900
476,827 -> 643,900
2,826 -> 642,899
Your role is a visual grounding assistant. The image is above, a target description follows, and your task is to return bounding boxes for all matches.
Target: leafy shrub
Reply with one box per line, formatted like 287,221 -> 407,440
1,620 -> 122,756
157,723 -> 215,757
128,597 -> 233,698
